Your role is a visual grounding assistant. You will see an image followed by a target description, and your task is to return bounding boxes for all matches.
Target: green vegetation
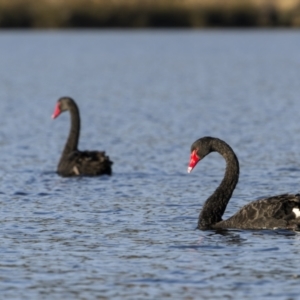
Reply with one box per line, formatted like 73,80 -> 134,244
0,0 -> 300,28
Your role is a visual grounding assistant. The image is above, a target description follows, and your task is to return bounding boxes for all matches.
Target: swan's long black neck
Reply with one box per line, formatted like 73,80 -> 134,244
61,103 -> 80,157
198,139 -> 239,229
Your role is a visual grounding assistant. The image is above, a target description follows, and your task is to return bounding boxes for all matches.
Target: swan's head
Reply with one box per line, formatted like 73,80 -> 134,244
52,97 -> 76,119
188,137 -> 215,173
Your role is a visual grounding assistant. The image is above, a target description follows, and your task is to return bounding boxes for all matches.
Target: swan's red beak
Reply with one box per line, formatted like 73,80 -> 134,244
52,103 -> 61,119
188,150 -> 200,173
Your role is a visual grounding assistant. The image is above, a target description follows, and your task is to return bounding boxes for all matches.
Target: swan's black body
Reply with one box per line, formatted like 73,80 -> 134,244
52,97 -> 112,177
188,137 -> 300,230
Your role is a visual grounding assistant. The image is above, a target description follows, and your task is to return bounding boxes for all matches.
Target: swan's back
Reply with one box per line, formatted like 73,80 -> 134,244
215,194 -> 300,230
58,150 -> 112,177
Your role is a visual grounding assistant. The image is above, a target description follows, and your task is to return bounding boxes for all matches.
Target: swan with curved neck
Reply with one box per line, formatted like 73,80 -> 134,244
188,137 -> 300,230
52,97 -> 113,177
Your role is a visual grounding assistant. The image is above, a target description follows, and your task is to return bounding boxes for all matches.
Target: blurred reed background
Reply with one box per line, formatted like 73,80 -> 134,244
1,0 -> 300,28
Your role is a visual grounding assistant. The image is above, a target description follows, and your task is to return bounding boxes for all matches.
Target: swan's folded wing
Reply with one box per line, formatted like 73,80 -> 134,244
218,194 -> 300,229
71,150 -> 113,176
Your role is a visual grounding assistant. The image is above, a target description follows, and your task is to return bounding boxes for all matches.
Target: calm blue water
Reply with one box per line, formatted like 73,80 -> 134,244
1,30 -> 300,299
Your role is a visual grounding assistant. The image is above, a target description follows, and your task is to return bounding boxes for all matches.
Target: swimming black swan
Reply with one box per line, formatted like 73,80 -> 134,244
52,97 -> 112,177
188,136 -> 300,230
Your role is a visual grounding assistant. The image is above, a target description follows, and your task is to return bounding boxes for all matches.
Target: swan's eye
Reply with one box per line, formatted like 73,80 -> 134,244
187,150 -> 200,173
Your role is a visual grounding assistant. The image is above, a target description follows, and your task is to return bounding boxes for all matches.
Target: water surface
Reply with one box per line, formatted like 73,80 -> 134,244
0,30 -> 300,299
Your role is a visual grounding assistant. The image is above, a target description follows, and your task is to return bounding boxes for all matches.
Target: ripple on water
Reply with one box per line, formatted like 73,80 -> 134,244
1,30 -> 300,299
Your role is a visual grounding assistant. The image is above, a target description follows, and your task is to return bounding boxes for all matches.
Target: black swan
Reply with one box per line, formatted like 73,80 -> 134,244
188,136 -> 300,230
52,97 -> 113,177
